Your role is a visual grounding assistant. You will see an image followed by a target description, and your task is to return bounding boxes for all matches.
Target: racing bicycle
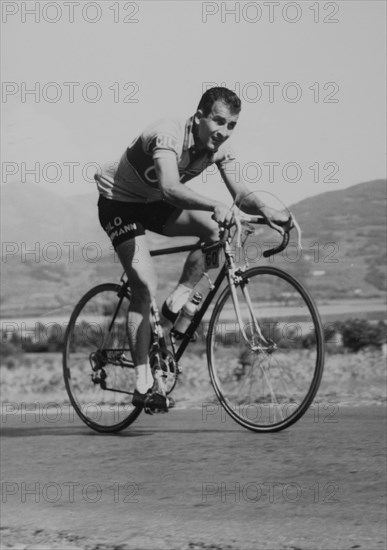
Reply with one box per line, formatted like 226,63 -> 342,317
63,212 -> 325,433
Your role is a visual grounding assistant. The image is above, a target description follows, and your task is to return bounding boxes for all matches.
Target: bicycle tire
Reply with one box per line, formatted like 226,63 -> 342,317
63,283 -> 142,433
207,266 -> 325,432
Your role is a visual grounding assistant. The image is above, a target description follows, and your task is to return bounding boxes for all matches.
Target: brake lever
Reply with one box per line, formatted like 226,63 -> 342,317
288,213 -> 302,251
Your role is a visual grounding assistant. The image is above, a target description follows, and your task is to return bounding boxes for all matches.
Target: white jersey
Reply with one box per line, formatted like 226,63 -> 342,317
95,116 -> 236,203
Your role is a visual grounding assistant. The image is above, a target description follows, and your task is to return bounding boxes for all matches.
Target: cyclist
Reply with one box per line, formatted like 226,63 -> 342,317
95,87 -> 289,413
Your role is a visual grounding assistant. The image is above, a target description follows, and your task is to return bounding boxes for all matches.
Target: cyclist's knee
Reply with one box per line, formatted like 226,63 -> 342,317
190,211 -> 219,241
116,237 -> 157,300
201,221 -> 219,242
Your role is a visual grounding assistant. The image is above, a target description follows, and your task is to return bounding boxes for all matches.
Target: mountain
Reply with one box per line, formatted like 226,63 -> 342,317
291,179 -> 386,239
288,179 -> 386,298
1,180 -> 386,317
0,183 -> 104,245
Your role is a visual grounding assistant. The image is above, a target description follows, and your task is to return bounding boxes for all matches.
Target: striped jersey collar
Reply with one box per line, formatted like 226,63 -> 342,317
183,116 -> 196,152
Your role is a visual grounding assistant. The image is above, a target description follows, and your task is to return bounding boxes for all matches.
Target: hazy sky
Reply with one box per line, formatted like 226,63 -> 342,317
1,0 -> 386,206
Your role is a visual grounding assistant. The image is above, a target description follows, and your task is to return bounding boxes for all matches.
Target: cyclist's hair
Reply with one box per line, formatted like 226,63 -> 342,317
197,87 -> 241,116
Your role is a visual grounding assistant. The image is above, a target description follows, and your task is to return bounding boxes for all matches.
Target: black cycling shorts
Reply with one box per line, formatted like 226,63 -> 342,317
98,195 -> 181,249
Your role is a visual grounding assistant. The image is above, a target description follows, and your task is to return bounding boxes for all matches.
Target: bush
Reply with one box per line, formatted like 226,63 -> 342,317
21,322 -> 64,353
1,323 -> 65,356
0,340 -> 23,361
301,324 -> 338,349
338,319 -> 386,352
0,330 -> 24,363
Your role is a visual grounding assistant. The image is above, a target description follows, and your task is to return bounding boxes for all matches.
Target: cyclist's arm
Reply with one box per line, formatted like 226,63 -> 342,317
219,165 -> 290,229
154,156 -> 233,225
219,165 -> 266,213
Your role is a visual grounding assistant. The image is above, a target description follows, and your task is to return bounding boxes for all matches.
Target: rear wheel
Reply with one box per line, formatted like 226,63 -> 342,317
63,284 -> 141,433
207,267 -> 325,432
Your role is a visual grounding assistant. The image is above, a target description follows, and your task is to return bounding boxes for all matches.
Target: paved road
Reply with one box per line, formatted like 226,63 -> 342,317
1,406 -> 386,550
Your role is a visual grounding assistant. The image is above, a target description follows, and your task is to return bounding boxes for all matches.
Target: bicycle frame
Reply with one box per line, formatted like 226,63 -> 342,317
109,219 -> 290,373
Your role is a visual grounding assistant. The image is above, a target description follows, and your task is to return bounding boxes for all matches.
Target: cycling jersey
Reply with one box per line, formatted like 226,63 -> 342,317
95,116 -> 236,203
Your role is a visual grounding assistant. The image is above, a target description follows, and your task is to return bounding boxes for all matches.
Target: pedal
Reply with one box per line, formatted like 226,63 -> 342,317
143,392 -> 169,415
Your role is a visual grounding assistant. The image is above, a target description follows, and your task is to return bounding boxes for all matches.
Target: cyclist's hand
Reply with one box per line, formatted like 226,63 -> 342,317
260,206 -> 292,235
212,203 -> 235,229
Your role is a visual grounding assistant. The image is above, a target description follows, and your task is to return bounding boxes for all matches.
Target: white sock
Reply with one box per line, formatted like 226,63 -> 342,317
166,284 -> 192,313
135,363 -> 153,394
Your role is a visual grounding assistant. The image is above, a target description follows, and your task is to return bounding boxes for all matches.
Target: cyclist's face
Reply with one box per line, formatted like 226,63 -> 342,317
195,100 -> 239,152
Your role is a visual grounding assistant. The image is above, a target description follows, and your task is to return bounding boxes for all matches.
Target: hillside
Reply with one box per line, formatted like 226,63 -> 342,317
0,182 -> 198,317
0,183 -> 104,245
1,179 -> 386,317
289,179 -> 386,298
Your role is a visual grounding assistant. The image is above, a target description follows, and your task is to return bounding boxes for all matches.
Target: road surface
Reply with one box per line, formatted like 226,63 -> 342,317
1,406 -> 386,550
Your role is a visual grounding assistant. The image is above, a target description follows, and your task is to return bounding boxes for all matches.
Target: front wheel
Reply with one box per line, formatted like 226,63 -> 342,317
207,267 -> 325,432
63,283 -> 141,433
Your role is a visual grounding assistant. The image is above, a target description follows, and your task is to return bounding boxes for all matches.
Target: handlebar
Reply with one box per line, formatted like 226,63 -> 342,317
202,212 -> 299,258
239,214 -> 293,257
263,230 -> 290,258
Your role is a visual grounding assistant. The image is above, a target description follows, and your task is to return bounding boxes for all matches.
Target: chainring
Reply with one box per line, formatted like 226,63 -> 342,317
149,347 -> 178,395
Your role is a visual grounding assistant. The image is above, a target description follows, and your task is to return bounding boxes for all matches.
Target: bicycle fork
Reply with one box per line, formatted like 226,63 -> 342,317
225,244 -> 275,353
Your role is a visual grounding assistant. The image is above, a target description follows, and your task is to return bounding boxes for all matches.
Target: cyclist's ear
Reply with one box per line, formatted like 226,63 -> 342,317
194,109 -> 204,123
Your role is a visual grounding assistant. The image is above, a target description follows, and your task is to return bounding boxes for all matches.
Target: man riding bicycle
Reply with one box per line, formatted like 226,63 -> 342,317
95,87 -> 289,413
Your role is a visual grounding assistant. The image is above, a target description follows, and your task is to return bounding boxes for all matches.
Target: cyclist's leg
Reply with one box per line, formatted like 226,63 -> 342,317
164,207 -> 219,237
163,210 -> 219,312
116,235 -> 156,393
